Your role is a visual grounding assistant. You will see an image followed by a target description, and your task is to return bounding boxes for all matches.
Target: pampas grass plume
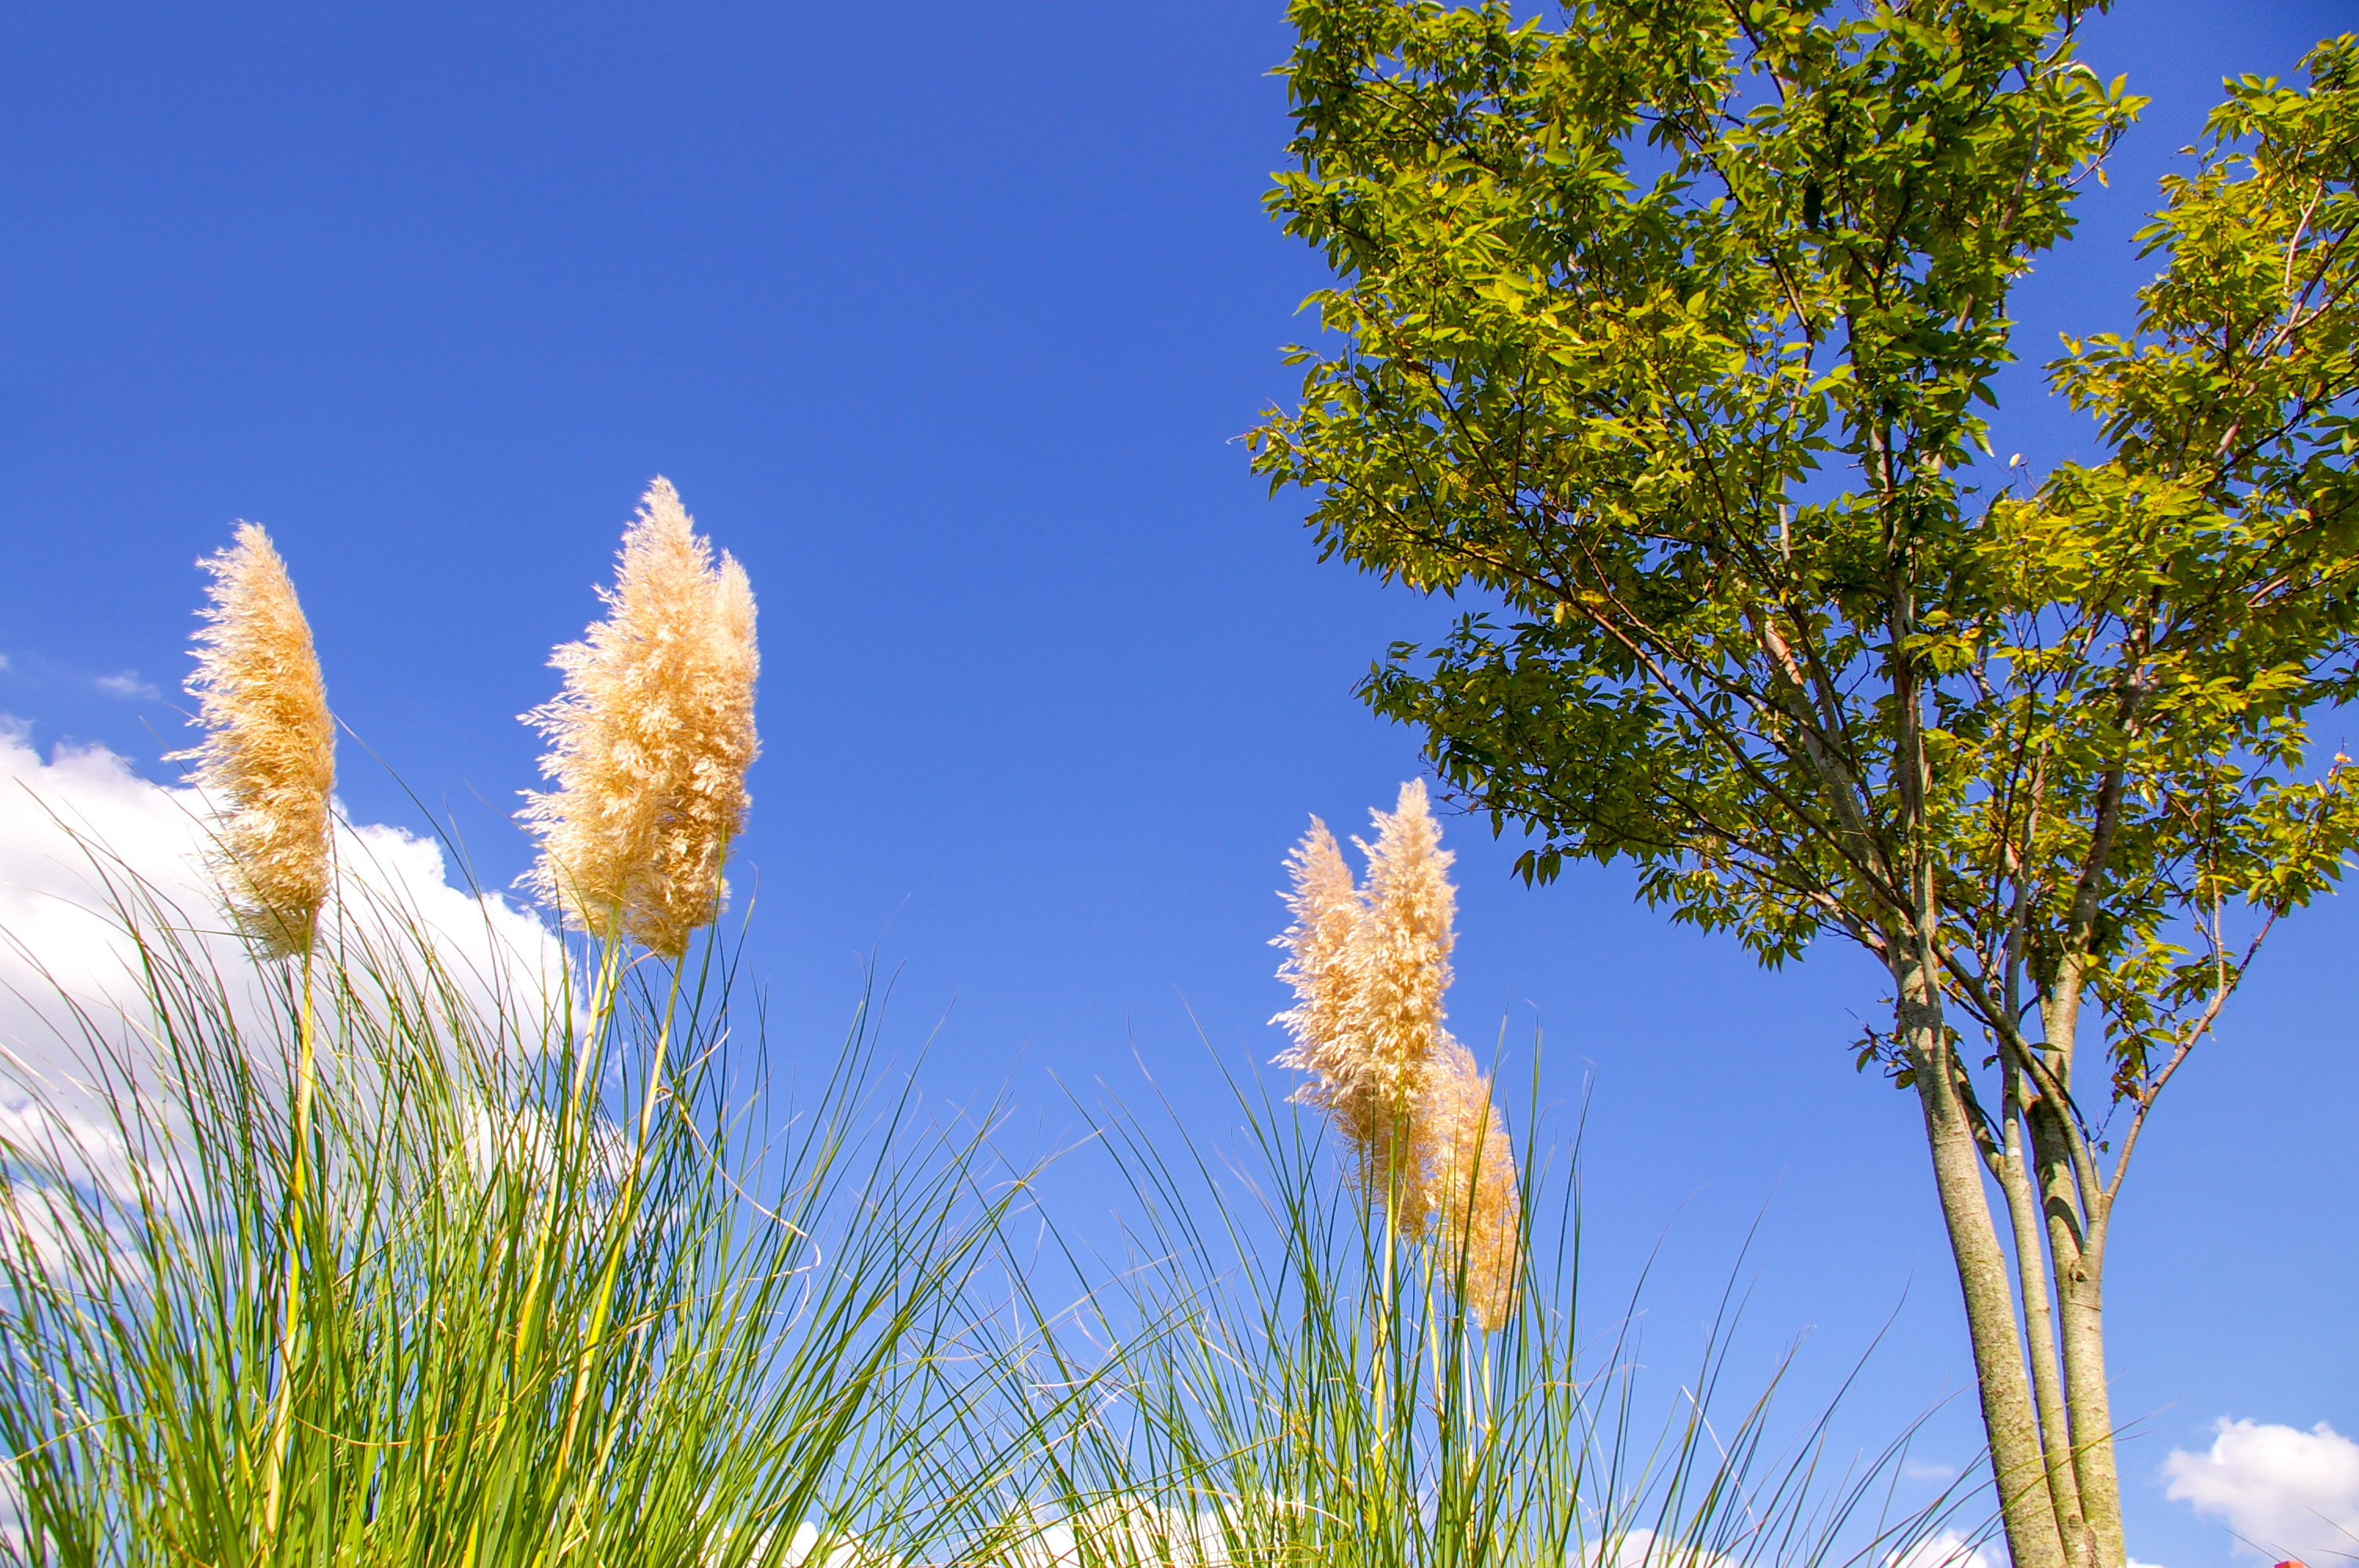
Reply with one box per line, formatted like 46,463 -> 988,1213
1274,781 -> 1521,1305
1274,787 -> 1452,1216
1423,1040 -> 1520,1330
522,477 -> 759,958
1341,778 -> 1456,1150
1271,817 -> 1362,1118
1272,781 -> 1455,1222
172,522 -> 335,957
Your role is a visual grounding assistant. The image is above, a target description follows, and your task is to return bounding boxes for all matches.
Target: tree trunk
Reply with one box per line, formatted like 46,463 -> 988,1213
2033,978 -> 2125,1566
1996,1083 -> 2090,1567
1899,953 -> 2065,1568
2052,1197 -> 2124,1567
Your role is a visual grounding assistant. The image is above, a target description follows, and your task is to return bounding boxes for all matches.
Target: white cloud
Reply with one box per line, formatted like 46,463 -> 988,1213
998,1503 -> 1232,1568
1903,1460 -> 1961,1483
0,724 -> 569,1124
1886,1528 -> 1998,1568
778,1521 -> 893,1568
993,1498 -> 1304,1568
90,672 -> 158,701
1568,1526 -> 1747,1568
2164,1419 -> 2359,1565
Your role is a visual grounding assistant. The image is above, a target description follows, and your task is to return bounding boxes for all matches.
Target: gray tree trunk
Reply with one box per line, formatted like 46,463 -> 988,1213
1900,950 -> 2065,1568
2034,978 -> 2125,1567
1996,1082 -> 2091,1567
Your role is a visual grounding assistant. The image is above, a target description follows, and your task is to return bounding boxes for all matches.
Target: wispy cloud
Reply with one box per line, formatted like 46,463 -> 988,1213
91,671 -> 158,701
1902,1460 -> 1960,1482
0,654 -> 167,702
2165,1418 -> 2359,1565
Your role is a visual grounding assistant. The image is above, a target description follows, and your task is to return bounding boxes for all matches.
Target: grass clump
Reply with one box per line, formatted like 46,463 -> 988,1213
0,831 -> 1005,1566
943,1062 -> 1984,1568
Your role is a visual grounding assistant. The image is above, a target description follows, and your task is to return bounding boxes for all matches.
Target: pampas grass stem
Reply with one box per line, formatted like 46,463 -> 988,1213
171,522 -> 339,1548
256,946 -> 318,1546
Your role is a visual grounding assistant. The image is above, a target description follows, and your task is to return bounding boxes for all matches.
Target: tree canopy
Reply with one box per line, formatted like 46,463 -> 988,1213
1252,3 -> 2359,1563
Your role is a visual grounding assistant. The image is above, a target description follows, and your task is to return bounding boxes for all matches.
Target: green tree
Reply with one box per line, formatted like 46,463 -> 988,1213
1249,5 -> 2359,1565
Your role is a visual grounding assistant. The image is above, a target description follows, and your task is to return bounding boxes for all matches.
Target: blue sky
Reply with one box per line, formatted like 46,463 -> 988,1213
2,3 -> 2353,1562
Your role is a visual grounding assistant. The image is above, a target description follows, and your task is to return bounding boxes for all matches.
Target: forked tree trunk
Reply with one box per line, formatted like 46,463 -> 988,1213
1898,947 -> 2066,1568
1995,1083 -> 2090,1567
2044,1160 -> 2124,1567
2034,980 -> 2125,1566
1902,965 -> 2130,1568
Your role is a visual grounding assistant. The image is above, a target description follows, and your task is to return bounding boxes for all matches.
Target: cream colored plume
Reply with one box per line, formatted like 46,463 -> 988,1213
522,478 -> 759,958
173,523 -> 336,957
1340,779 -> 1456,1154
1272,785 -> 1448,1208
1274,782 -> 1512,1245
1271,817 -> 1362,1116
1423,1040 -> 1520,1331
1274,783 -> 1521,1316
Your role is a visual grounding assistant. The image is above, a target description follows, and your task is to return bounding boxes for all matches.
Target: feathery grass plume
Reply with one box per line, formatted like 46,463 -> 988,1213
1271,781 -> 1462,1228
1270,815 -> 1426,1202
170,522 -> 335,957
1422,1039 -> 1520,1331
522,477 -> 759,959
1339,779 -> 1454,1212
1270,817 -> 1363,1114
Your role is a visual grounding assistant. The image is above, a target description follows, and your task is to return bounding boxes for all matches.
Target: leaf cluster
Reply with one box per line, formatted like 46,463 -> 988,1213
1252,2 -> 2359,1126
